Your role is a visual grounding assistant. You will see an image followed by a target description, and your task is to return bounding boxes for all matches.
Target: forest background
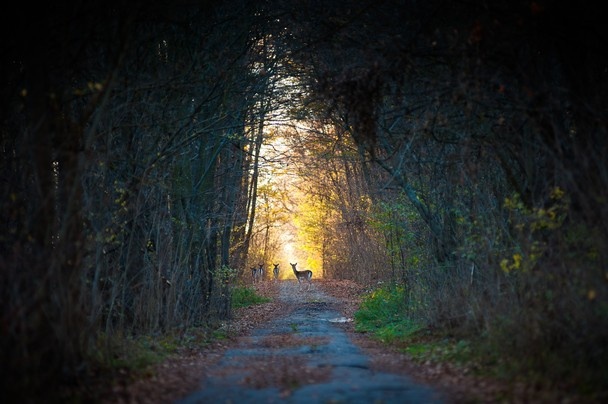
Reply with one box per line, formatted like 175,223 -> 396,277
1,0 -> 606,400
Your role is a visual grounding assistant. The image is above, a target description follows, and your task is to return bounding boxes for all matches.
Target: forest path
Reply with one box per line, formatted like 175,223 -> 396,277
177,280 -> 444,403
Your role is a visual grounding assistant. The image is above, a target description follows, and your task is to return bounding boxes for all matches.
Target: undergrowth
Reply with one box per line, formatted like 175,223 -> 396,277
93,285 -> 270,375
354,285 -> 479,370
354,283 -> 608,401
71,286 -> 273,401
354,285 -> 422,343
93,333 -> 178,375
231,285 -> 272,308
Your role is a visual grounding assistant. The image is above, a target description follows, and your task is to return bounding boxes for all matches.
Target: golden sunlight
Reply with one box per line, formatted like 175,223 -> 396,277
257,123 -> 324,280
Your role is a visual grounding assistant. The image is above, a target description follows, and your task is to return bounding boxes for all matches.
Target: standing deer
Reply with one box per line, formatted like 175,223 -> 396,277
251,264 -> 264,283
273,263 -> 280,281
290,262 -> 312,289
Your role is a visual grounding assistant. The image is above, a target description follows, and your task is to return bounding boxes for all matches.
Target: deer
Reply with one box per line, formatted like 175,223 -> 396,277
273,263 -> 280,281
251,263 -> 264,283
290,262 -> 312,289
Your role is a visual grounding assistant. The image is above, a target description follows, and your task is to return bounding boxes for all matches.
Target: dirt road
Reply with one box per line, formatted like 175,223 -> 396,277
177,280 -> 445,403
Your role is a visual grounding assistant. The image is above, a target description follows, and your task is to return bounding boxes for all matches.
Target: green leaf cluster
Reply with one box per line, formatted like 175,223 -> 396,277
500,187 -> 570,273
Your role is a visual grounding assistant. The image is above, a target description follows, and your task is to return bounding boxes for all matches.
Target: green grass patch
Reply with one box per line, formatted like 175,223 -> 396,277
231,285 -> 271,308
354,285 -> 422,343
93,332 -> 179,376
354,285 -> 474,366
404,338 -> 473,365
354,284 -> 608,400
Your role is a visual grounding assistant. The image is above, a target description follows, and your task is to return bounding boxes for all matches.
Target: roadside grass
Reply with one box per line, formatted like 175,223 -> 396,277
354,285 -> 475,367
353,284 -> 608,401
60,283 -> 277,401
97,285 -> 271,373
354,285 -> 423,343
92,332 -> 181,379
83,286 -> 270,397
231,285 -> 272,308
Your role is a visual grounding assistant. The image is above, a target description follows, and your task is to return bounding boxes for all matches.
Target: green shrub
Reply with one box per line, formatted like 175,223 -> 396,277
354,285 -> 422,343
231,286 -> 271,309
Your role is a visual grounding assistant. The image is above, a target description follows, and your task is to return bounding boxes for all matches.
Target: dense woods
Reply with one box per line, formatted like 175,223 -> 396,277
1,0 -> 606,400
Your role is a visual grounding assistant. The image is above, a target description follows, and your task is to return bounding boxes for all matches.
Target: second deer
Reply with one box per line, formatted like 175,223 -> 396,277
273,263 -> 280,281
252,263 -> 264,283
290,262 -> 312,288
